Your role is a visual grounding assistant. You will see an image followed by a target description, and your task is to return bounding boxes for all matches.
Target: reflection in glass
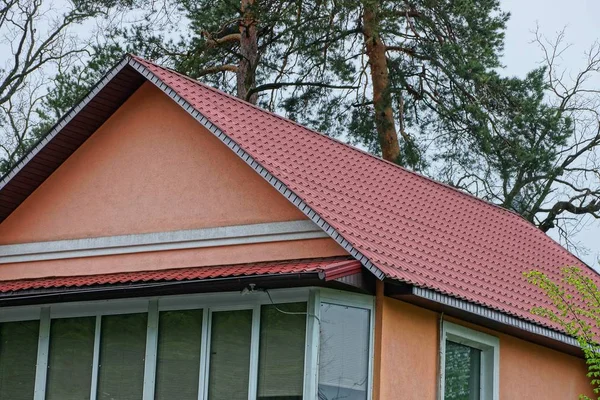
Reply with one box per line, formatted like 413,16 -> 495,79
318,303 -> 370,400
444,341 -> 481,400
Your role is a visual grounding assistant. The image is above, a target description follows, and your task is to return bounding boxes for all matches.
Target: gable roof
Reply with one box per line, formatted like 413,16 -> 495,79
0,54 -> 594,334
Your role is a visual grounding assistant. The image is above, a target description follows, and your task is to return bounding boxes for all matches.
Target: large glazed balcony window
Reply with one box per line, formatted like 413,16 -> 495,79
0,288 -> 374,400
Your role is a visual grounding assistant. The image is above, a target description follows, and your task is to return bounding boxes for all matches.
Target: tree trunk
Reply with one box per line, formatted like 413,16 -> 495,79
238,0 -> 259,104
362,0 -> 402,164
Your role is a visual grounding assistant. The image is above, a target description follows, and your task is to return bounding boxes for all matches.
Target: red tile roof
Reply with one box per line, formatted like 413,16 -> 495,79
132,56 -> 595,329
0,55 -> 595,333
0,258 -> 360,293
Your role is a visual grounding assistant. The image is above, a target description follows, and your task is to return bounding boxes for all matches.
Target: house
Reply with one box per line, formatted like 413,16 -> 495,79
0,54 -> 595,400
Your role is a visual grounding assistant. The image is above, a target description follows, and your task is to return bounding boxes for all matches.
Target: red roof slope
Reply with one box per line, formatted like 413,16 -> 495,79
132,56 -> 593,328
0,258 -> 360,293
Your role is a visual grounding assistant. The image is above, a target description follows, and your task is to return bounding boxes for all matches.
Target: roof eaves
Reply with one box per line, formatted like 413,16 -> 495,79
0,55 -> 132,188
412,286 -> 578,347
127,57 -> 388,281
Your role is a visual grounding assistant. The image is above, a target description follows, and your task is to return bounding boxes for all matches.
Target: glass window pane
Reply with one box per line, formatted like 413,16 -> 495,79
0,320 -> 39,400
208,310 -> 252,400
155,309 -> 203,400
444,341 -> 481,400
258,303 -> 307,400
318,303 -> 370,400
97,313 -> 147,400
46,317 -> 95,400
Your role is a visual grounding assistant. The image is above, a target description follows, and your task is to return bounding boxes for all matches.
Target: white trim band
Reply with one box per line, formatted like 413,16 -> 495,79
0,220 -> 327,264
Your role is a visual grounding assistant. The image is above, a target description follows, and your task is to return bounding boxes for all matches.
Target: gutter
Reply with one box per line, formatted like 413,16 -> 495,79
411,287 -> 578,347
0,272 -> 326,307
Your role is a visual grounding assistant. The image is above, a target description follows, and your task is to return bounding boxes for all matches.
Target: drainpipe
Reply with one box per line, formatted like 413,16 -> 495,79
437,312 -> 445,400
372,279 -> 384,400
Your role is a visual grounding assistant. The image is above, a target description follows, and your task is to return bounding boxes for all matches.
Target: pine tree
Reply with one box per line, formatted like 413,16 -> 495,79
6,1 -> 600,241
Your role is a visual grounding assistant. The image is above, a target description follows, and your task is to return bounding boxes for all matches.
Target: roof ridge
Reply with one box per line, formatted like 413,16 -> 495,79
130,56 -> 536,226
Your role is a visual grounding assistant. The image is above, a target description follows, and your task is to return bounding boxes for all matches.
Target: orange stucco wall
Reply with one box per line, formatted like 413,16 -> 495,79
376,297 -> 439,400
0,82 -> 307,244
0,82 -> 348,279
374,297 -> 593,400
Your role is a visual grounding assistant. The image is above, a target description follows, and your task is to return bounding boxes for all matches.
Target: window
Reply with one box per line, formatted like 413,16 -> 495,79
0,288 -> 374,400
208,310 -> 253,400
46,317 -> 95,400
441,322 -> 499,400
97,313 -> 148,400
257,303 -> 307,400
318,303 -> 370,400
0,320 -> 39,400
155,309 -> 203,400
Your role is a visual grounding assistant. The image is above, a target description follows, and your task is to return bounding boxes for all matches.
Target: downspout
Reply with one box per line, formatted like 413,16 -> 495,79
372,279 -> 384,400
437,312 -> 445,400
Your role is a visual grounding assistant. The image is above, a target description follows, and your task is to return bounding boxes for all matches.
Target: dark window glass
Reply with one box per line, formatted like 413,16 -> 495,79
444,341 -> 481,400
97,313 -> 147,400
0,320 -> 39,400
46,317 -> 95,400
208,310 -> 252,400
258,303 -> 307,400
318,303 -> 370,400
155,309 -> 203,400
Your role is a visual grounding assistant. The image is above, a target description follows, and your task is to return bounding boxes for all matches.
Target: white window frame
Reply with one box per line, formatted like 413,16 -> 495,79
314,288 -> 376,400
440,321 -> 499,400
0,287 -> 375,400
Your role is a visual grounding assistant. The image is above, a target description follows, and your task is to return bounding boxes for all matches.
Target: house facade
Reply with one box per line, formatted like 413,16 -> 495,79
0,55 -> 594,400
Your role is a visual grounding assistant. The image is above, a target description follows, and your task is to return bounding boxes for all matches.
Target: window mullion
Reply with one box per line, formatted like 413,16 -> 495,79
197,308 -> 210,400
89,315 -> 102,400
33,307 -> 50,400
198,308 -> 209,400
247,305 -> 261,400
303,289 -> 320,400
143,299 -> 159,400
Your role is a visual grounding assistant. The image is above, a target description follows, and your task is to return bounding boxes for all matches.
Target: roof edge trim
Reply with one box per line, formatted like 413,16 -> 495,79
412,287 -> 578,347
0,55 -> 132,189
127,58 -> 387,281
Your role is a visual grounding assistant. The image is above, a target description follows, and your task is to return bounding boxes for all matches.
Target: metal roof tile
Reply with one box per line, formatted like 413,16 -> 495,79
0,257 -> 359,293
131,56 -> 597,329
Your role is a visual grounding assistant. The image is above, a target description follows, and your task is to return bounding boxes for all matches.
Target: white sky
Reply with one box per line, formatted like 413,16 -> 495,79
501,0 -> 600,267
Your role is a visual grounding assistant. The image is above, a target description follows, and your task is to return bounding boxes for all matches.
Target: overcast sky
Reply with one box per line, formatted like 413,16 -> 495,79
501,0 -> 600,266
